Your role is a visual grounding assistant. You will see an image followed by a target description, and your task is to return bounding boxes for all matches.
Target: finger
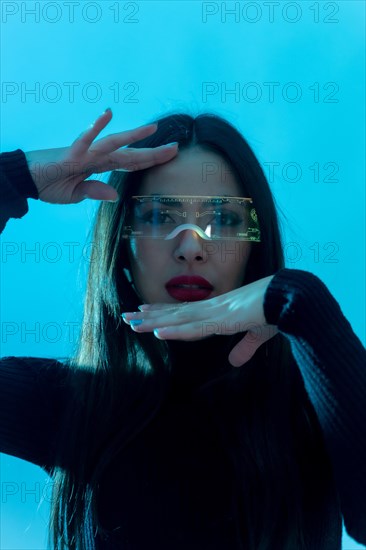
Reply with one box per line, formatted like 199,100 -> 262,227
90,143 -> 178,174
109,144 -> 178,172
71,109 -> 114,155
228,329 -> 273,367
152,322 -> 207,341
89,124 -> 159,155
72,180 -> 119,203
138,303 -> 185,312
151,320 -> 225,341
73,110 -> 158,156
137,304 -> 166,312
122,304 -> 196,326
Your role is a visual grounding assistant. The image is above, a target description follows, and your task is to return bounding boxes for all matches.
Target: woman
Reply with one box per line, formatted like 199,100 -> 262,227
1,108 -> 365,549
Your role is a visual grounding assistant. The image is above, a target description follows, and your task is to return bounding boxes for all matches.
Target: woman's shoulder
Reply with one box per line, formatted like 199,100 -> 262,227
0,355 -> 74,396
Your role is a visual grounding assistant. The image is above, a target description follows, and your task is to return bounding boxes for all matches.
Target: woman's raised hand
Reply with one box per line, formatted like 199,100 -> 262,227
122,275 -> 278,367
24,109 -> 178,205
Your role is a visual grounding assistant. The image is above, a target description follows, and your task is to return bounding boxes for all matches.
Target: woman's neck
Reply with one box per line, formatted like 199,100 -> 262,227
166,335 -> 235,392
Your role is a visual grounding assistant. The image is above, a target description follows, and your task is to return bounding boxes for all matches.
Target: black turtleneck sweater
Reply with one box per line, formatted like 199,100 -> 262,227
1,150 -> 365,549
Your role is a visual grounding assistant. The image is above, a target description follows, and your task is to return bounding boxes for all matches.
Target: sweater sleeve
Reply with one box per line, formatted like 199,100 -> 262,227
0,149 -> 39,234
0,356 -> 70,472
0,153 -> 70,472
263,268 -> 366,544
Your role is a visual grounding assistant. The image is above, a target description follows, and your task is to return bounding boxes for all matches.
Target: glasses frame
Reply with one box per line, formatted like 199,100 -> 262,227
122,194 -> 261,242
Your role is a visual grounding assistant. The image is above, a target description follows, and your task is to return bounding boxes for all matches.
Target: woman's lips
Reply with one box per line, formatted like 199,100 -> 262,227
165,276 -> 214,302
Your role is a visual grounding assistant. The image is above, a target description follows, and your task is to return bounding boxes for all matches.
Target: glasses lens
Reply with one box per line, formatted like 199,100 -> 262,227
123,196 -> 260,242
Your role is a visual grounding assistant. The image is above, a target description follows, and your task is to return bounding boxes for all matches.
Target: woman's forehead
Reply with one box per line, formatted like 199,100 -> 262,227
139,147 -> 241,196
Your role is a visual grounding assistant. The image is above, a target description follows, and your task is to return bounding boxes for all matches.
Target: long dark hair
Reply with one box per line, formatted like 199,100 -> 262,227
48,112 -> 330,549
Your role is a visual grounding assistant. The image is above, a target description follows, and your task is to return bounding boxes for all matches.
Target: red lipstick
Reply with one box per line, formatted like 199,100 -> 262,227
165,275 -> 214,302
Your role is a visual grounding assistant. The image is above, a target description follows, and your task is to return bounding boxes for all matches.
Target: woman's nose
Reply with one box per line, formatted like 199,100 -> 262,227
173,229 -> 208,263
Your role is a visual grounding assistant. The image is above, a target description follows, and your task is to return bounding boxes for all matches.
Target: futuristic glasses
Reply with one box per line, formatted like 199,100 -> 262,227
122,195 -> 261,242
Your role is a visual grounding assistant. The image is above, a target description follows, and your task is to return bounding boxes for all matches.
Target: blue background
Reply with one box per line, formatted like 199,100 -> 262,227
0,1 -> 365,548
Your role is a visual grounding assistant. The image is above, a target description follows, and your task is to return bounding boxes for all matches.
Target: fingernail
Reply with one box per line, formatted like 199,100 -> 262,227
104,107 -> 112,113
163,142 -> 178,148
130,320 -> 143,327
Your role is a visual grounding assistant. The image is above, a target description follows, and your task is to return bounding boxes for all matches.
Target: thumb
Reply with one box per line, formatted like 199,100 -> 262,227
228,325 -> 278,367
228,332 -> 264,367
74,180 -> 119,203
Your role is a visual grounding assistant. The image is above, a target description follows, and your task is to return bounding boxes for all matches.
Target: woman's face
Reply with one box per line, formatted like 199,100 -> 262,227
127,147 -> 252,304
